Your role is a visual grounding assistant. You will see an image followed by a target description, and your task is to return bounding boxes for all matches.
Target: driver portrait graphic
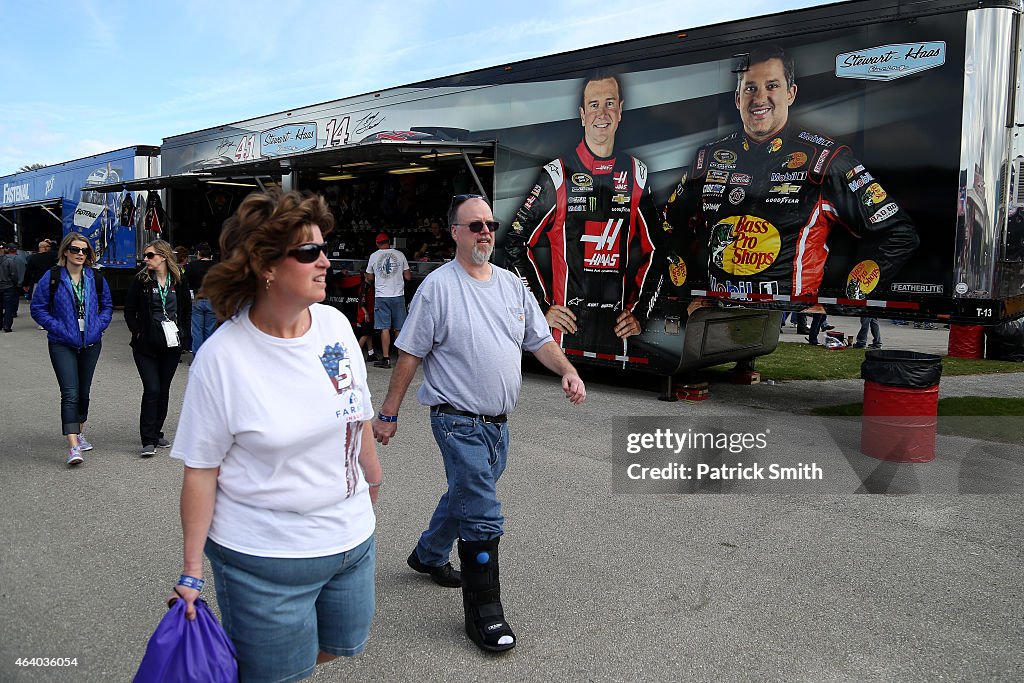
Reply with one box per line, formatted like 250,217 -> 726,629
504,70 -> 661,363
663,44 -> 919,300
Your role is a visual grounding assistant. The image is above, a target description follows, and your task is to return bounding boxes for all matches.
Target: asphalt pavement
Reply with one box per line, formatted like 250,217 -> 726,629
1,300 -> 1022,682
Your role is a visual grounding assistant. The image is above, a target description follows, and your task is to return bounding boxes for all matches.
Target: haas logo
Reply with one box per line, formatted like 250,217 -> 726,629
580,219 -> 622,270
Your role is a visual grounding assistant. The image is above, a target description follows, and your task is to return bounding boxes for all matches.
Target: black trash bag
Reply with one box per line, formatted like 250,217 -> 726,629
861,350 -> 942,388
984,318 -> 1024,362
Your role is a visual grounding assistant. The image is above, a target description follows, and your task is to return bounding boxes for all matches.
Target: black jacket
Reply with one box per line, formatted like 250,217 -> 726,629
23,251 -> 58,289
124,273 -> 192,352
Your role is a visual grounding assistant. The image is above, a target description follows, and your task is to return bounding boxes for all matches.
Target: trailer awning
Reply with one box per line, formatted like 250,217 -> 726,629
0,198 -> 62,212
81,166 -> 287,193
81,140 -> 494,193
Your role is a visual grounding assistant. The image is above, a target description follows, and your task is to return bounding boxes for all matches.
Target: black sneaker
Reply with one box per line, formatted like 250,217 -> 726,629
373,358 -> 391,368
853,343 -> 866,349
407,550 -> 462,587
806,336 -> 819,345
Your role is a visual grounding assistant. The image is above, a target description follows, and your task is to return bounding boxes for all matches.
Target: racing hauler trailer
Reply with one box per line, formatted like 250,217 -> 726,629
0,147 -> 160,301
86,0 -> 1023,375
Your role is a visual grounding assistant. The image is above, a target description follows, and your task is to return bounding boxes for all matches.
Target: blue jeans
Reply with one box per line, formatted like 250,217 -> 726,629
206,534 -> 376,683
191,298 -> 217,354
47,340 -> 102,435
857,317 -> 881,346
415,411 -> 509,566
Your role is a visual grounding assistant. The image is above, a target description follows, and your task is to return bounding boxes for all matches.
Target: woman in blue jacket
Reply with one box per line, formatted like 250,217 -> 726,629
30,232 -> 114,466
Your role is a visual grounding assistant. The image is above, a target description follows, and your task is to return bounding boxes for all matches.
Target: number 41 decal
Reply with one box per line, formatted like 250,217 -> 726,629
234,134 -> 257,161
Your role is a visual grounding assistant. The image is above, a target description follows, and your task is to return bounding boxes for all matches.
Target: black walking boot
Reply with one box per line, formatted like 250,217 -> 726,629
457,538 -> 516,652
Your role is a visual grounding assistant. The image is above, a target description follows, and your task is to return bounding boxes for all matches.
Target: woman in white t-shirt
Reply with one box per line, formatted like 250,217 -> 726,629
167,189 -> 382,683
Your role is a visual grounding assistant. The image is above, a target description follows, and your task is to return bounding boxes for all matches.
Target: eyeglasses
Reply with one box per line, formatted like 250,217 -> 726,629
142,252 -> 159,260
67,246 -> 89,255
452,220 -> 500,233
287,242 -> 328,263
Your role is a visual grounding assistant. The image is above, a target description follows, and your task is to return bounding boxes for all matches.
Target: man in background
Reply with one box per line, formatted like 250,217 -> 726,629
365,232 -> 411,368
184,244 -> 217,354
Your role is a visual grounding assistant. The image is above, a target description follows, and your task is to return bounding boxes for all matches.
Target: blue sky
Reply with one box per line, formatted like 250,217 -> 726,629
0,0 -> 835,176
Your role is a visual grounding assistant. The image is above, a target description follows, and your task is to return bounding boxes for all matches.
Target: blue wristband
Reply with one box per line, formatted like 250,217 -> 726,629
377,412 -> 398,423
177,574 -> 205,591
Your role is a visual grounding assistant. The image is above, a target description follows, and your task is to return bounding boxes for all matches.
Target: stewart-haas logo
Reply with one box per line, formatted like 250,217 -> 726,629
709,215 -> 781,276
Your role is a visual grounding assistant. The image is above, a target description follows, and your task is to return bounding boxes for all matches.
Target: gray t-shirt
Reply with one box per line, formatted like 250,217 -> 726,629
396,260 -> 552,416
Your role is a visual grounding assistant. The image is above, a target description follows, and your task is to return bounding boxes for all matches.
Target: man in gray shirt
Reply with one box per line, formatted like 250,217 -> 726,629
372,194 -> 586,653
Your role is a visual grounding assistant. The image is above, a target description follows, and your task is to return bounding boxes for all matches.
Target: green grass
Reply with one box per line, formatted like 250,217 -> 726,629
704,342 -> 1024,382
811,397 -> 1024,444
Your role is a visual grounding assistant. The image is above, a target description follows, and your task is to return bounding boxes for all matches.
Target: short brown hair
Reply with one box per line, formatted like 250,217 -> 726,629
57,232 -> 95,267
202,189 -> 335,321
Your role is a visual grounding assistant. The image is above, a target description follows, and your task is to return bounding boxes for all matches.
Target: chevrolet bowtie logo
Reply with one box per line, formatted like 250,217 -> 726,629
770,182 -> 801,195
611,194 -> 629,205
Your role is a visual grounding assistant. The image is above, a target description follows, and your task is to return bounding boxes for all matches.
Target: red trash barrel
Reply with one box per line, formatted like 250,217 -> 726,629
947,324 -> 984,358
859,351 -> 943,463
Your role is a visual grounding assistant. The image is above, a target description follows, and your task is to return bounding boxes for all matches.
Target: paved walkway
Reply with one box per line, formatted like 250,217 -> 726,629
1,301 -> 1021,682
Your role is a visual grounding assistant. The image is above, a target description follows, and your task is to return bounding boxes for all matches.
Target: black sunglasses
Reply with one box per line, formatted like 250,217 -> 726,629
287,242 -> 328,263
449,194 -> 498,233
142,252 -> 158,259
67,245 -> 90,255
452,220 -> 500,233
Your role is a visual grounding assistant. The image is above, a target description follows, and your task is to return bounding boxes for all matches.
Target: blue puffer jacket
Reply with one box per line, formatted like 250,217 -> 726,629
31,267 -> 113,348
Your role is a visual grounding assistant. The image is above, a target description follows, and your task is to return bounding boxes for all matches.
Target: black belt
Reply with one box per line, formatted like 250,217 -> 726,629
431,403 -> 507,424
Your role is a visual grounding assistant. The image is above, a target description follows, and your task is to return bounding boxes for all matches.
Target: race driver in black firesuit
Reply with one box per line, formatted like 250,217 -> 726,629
504,71 -> 660,361
663,44 -> 919,306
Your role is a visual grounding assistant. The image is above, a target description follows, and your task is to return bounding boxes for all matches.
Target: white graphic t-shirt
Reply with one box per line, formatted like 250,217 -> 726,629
170,304 -> 374,558
365,248 -> 409,298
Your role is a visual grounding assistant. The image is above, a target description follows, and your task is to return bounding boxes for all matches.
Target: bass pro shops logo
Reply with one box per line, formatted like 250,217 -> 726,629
709,215 -> 781,276
580,219 -> 622,271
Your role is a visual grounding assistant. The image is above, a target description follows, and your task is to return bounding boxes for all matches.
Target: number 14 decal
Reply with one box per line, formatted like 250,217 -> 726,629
324,117 -> 350,147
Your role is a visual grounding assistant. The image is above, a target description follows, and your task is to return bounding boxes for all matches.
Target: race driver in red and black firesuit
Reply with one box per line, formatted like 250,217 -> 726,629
504,72 -> 661,361
663,45 -> 918,304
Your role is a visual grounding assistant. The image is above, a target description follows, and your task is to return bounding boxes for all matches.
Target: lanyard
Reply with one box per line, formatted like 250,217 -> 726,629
71,276 -> 86,319
157,278 -> 171,320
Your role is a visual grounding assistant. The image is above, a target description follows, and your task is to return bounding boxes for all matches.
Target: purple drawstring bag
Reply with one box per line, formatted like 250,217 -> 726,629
134,598 -> 238,683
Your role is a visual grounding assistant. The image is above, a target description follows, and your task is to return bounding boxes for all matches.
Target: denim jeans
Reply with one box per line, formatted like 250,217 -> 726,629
191,298 -> 217,354
415,411 -> 509,567
0,286 -> 19,330
857,317 -> 881,346
132,348 -> 182,445
47,340 -> 102,434
206,534 -> 376,683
